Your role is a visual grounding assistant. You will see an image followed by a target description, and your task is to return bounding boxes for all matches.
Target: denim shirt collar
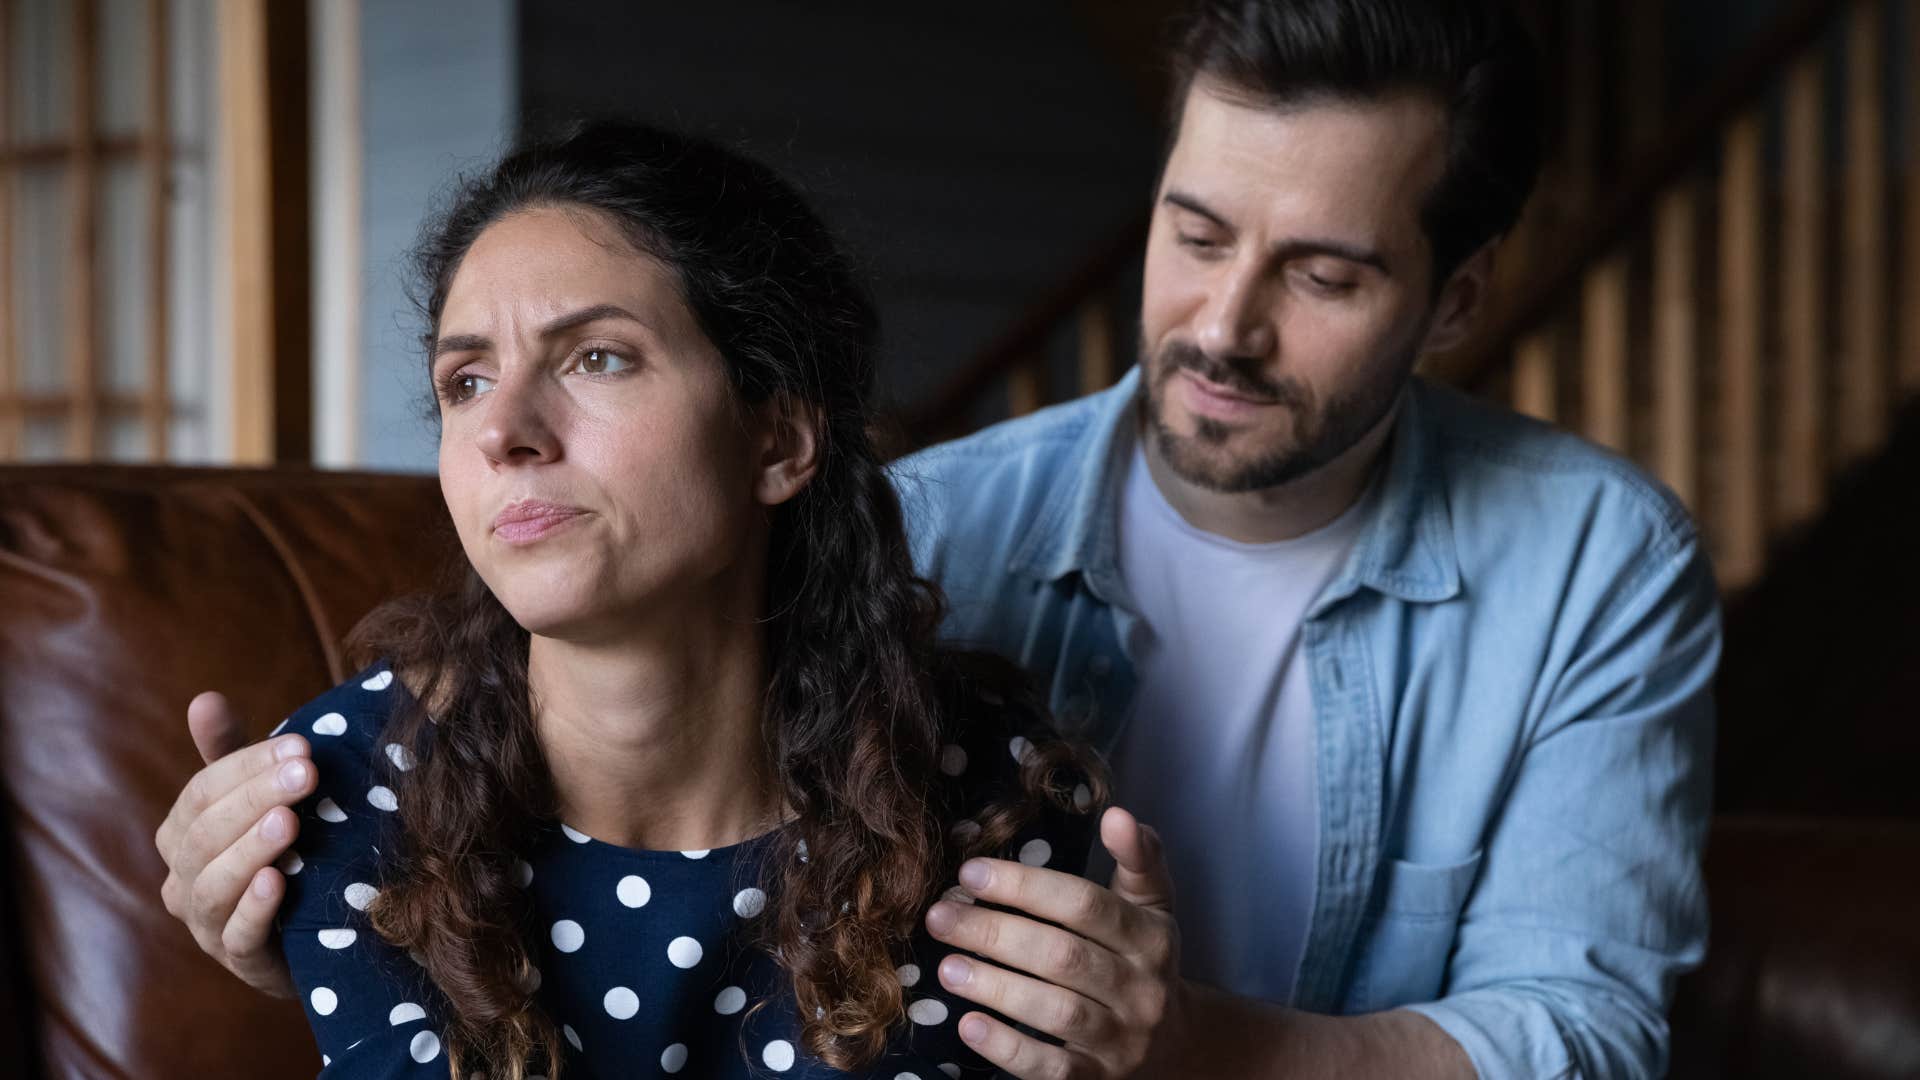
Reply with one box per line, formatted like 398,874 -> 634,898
1005,368 -> 1461,611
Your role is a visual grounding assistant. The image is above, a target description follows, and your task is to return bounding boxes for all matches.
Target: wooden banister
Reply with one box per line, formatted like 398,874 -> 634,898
1447,0 -> 1844,391
902,214 -> 1147,440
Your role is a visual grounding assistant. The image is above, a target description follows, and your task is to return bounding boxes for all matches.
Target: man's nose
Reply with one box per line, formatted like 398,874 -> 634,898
1194,264 -> 1276,361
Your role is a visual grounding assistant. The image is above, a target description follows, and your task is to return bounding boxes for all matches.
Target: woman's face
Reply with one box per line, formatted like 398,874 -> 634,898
431,206 -> 772,643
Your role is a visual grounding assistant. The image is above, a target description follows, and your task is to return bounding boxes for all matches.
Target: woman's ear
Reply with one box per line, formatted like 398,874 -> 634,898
753,393 -> 823,508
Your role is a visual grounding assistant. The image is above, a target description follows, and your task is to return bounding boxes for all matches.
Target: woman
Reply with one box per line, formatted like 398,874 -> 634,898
274,121 -> 1103,1079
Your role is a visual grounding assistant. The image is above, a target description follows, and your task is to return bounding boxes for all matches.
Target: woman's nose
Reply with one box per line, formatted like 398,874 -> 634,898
474,374 -> 562,465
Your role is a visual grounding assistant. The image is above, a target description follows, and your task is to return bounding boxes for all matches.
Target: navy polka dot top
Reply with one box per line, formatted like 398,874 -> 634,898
275,661 -> 1095,1078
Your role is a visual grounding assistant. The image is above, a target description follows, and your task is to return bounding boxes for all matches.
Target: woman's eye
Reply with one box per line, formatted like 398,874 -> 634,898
577,348 -> 633,375
438,371 -> 494,405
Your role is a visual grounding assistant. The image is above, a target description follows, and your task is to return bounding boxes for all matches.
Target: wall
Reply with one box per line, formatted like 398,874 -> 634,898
517,2 -> 1162,410
354,0 -> 517,471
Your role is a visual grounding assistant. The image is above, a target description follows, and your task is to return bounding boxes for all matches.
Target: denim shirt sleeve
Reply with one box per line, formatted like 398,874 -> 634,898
1403,537 -> 1719,1080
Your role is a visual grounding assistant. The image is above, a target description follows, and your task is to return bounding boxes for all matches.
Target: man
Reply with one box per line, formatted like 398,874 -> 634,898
155,2 -> 1717,1076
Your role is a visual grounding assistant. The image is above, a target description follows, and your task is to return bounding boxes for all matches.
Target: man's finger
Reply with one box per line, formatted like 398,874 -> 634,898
218,866 -> 299,999
953,1009 -> 1085,1080
155,730 -> 310,868
187,691 -> 252,765
937,951 -> 1116,1046
192,801 -> 301,932
925,899 -> 1124,1002
167,750 -> 315,889
955,857 -> 1136,954
1100,806 -> 1174,912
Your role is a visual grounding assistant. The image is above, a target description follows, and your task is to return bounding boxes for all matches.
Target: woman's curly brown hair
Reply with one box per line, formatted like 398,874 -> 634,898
342,121 -> 1108,1078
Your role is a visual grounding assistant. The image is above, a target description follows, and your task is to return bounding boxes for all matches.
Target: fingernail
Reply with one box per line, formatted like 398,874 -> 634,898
253,870 -> 274,899
925,901 -> 957,935
958,859 -> 991,891
939,955 -> 972,987
260,811 -> 289,843
959,1014 -> 989,1043
272,737 -> 304,762
277,760 -> 308,792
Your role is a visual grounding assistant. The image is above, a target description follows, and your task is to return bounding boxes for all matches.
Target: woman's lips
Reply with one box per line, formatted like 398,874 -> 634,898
492,502 -> 588,544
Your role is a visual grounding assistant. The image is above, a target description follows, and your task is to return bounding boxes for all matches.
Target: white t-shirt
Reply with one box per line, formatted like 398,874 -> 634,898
1104,440 -> 1369,1004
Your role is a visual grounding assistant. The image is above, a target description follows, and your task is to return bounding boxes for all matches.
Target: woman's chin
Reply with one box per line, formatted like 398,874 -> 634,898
490,587 -> 610,642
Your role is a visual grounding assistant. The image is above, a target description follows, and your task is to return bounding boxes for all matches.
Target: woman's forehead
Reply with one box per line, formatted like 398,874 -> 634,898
440,208 -> 681,332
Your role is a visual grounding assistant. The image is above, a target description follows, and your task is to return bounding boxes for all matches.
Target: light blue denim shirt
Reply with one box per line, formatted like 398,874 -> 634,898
891,367 -> 1718,1080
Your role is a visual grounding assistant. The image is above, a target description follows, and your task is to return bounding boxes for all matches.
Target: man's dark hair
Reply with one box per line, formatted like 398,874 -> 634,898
1169,0 -> 1545,284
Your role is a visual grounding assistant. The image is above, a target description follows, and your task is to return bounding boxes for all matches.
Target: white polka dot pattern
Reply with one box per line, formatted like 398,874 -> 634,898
617,875 -> 651,908
273,662 -> 1071,1078
551,920 -> 585,953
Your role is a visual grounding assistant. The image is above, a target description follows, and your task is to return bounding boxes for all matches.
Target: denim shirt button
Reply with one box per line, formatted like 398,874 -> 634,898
1088,655 -> 1113,679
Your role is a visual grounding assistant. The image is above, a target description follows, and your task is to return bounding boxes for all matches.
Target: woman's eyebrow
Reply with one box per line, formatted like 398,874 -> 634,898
431,332 -> 488,360
431,304 -> 648,360
538,303 -> 648,339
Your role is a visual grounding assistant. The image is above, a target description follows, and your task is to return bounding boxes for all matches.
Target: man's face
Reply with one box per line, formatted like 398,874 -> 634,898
1140,82 -> 1469,493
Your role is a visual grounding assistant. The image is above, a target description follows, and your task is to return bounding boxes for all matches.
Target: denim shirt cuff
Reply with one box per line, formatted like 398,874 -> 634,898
1401,992 -> 1581,1080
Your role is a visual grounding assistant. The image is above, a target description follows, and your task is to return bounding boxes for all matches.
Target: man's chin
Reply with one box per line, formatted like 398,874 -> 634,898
1155,427 -> 1312,495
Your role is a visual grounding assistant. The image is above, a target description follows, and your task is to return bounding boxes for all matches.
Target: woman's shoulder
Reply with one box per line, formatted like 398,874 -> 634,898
930,650 -> 1107,879
273,661 -> 420,928
271,660 -> 413,749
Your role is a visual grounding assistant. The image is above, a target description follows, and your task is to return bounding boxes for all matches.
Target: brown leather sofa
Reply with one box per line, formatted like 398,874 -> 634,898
1,465 -> 1915,1079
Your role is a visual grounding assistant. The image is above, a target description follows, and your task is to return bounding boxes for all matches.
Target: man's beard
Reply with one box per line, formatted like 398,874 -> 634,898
1140,334 -> 1415,494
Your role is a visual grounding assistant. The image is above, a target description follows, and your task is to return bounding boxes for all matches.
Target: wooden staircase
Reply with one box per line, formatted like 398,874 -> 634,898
900,0 -> 1920,594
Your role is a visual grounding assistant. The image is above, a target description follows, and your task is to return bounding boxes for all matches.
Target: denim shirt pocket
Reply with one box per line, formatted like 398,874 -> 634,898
1342,849 -> 1485,1014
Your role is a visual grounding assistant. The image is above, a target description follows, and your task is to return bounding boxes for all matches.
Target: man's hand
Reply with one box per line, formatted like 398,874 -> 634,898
154,691 -> 311,999
925,806 -> 1192,1079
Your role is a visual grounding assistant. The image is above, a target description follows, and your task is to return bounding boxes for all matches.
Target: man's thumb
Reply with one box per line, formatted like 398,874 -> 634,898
1101,805 -> 1174,912
187,691 -> 251,766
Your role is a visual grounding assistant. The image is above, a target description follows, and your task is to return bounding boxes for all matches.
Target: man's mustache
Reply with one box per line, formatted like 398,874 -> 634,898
1154,342 -> 1302,406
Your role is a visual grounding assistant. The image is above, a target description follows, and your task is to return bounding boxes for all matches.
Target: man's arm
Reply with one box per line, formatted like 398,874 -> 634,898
1184,986 -> 1471,1078
930,539 -> 1717,1079
154,691 -> 309,998
1399,535 -> 1719,1078
927,810 -> 1474,1079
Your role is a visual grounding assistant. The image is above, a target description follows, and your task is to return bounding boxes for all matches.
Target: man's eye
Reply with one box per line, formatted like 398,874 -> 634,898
1178,233 -> 1217,250
578,348 -> 633,375
1305,273 -> 1357,296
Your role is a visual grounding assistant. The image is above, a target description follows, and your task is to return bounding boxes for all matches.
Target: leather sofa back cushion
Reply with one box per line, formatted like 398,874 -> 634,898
0,467 -> 451,1079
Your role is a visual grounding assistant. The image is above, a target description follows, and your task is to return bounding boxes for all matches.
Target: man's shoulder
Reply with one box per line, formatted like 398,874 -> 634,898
890,391 -> 1114,565
893,392 -> 1107,490
1415,377 -> 1700,559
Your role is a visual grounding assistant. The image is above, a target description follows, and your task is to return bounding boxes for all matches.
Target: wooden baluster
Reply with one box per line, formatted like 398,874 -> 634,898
1718,113 -> 1765,588
145,0 -> 170,460
1581,255 -> 1630,450
1562,0 -> 1600,212
1904,0 -> 1920,395
68,0 -> 99,459
1512,333 -> 1556,422
1077,296 -> 1118,398
1652,183 -> 1698,509
1840,0 -> 1887,465
1625,0 -> 1664,154
221,0 -> 273,463
0,0 -> 15,457
1008,355 -> 1046,417
1779,51 -> 1826,526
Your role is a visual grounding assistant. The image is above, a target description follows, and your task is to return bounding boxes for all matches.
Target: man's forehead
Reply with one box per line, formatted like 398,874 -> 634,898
1163,82 -> 1448,242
